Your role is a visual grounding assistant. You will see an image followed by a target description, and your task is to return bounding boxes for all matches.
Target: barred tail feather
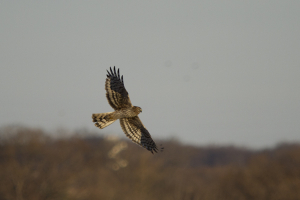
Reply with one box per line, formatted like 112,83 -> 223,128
92,112 -> 117,129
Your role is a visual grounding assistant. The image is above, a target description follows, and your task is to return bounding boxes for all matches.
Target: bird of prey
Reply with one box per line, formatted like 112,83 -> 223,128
92,67 -> 161,153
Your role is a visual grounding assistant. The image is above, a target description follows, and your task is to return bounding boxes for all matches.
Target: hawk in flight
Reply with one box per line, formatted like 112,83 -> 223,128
92,67 -> 161,153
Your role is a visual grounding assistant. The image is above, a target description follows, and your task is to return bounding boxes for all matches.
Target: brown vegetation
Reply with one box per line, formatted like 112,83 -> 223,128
0,126 -> 300,200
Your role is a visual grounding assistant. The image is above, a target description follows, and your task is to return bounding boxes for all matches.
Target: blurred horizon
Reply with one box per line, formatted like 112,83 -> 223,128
1,124 -> 298,151
1,125 -> 300,199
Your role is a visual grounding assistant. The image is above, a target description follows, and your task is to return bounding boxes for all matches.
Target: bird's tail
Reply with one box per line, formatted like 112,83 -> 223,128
92,112 -> 117,129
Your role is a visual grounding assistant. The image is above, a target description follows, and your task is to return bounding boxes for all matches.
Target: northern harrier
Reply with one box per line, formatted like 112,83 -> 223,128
92,67 -> 161,153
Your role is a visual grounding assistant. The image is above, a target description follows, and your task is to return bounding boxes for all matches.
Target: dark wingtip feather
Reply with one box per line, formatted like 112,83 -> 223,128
113,66 -> 116,76
106,66 -> 124,83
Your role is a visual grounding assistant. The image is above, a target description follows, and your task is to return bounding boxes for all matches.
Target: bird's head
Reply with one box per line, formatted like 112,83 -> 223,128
133,106 -> 142,114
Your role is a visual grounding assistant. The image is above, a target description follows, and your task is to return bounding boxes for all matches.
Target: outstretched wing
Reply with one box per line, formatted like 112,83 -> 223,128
105,67 -> 132,110
120,116 -> 158,153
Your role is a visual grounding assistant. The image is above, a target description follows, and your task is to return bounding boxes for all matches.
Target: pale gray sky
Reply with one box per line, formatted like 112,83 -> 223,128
1,1 -> 300,148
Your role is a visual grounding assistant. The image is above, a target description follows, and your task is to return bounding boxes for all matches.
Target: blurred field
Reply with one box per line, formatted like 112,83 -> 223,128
0,126 -> 300,200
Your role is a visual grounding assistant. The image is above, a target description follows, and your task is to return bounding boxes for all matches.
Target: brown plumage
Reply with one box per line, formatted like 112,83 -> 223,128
92,67 -> 162,154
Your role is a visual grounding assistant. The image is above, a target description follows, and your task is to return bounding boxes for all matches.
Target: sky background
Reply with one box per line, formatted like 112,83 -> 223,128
1,1 -> 300,149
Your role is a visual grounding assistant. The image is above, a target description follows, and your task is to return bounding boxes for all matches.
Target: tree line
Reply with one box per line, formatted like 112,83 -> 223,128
0,126 -> 300,200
